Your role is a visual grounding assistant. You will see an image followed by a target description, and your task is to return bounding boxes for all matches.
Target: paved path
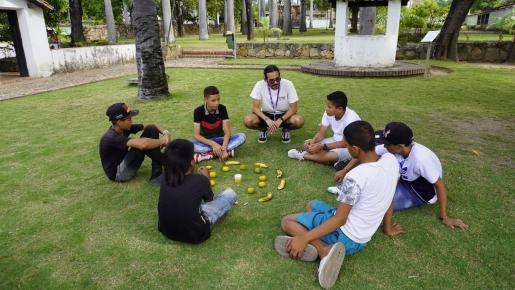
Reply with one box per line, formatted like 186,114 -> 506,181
0,58 -> 299,101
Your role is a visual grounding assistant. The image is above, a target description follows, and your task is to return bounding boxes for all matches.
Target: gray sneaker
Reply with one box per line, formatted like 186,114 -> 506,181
274,236 -> 318,262
318,242 -> 345,289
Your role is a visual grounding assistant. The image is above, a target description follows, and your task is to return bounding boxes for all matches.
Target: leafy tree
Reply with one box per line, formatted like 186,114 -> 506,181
44,0 -> 68,28
489,10 -> 515,41
411,0 -> 449,30
471,0 -> 515,13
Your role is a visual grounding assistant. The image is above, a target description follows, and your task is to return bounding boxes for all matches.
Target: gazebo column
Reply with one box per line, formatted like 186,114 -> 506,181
333,1 -> 348,66
386,0 -> 401,38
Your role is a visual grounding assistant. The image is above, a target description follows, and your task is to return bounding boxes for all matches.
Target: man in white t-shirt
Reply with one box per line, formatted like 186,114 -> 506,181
243,65 -> 304,144
287,91 -> 360,170
274,121 -> 403,289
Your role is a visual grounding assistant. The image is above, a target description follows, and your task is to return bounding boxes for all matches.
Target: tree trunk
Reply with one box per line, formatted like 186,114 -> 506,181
434,0 -> 474,60
259,0 -> 265,19
245,0 -> 253,40
241,0 -> 248,35
122,1 -> 131,26
350,6 -> 358,33
283,0 -> 292,35
299,0 -> 307,32
328,8 -> 333,29
176,0 -> 185,37
225,0 -> 235,33
198,0 -> 209,40
309,0 -> 313,28
132,0 -> 169,100
162,0 -> 175,44
69,0 -> 85,45
359,7 -> 375,35
104,0 -> 117,44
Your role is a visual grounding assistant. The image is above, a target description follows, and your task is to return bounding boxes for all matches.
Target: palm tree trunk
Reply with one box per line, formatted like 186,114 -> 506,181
300,0 -> 307,32
162,0 -> 175,44
176,0 -> 185,37
328,8 -> 333,29
245,0 -> 253,40
259,0 -> 265,19
241,0 -> 248,35
283,0 -> 292,35
434,0 -> 474,60
225,0 -> 235,33
350,6 -> 358,33
198,0 -> 209,40
122,1 -> 131,26
309,0 -> 313,29
132,0 -> 169,100
270,0 -> 278,28
104,0 -> 117,44
69,0 -> 85,45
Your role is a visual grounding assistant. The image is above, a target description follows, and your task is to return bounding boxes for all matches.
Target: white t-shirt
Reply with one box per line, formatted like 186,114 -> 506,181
320,108 -> 360,142
337,153 -> 399,244
375,142 -> 442,184
250,79 -> 299,114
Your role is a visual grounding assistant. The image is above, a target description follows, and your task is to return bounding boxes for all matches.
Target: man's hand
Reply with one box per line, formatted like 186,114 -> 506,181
334,170 -> 347,182
163,132 -> 171,145
219,150 -> 229,161
287,236 -> 308,259
442,217 -> 468,229
265,118 -> 278,134
304,139 -> 313,151
199,167 -> 209,178
307,143 -> 323,154
212,144 -> 224,157
383,223 -> 404,236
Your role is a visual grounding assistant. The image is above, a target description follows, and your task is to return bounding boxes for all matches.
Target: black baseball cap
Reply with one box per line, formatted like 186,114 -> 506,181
375,122 -> 414,145
106,102 -> 139,122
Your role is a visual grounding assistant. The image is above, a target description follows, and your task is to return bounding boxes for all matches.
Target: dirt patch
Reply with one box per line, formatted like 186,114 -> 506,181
430,66 -> 451,76
464,62 -> 515,70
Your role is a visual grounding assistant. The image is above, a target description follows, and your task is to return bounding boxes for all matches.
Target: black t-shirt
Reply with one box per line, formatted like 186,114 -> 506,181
193,104 -> 229,139
158,174 -> 214,244
99,124 -> 144,180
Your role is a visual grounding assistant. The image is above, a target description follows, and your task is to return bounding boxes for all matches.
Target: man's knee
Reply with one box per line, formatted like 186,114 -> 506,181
244,115 -> 259,129
142,125 -> 160,139
288,115 -> 304,129
280,214 -> 297,232
305,201 -> 313,212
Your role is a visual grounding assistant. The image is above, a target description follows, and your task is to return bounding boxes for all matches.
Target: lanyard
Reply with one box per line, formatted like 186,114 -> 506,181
267,85 -> 280,112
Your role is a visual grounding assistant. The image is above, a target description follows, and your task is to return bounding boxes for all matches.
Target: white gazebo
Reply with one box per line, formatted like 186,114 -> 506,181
334,0 -> 406,67
0,0 -> 53,77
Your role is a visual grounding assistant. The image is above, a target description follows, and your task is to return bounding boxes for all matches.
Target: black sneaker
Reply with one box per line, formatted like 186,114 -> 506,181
149,172 -> 163,185
333,160 -> 350,171
281,129 -> 291,144
258,129 -> 268,144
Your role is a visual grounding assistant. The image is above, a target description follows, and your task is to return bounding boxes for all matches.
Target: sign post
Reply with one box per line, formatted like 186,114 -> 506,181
421,30 -> 440,78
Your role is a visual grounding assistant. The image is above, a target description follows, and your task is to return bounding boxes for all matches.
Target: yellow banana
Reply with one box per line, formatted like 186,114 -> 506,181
225,161 -> 241,165
206,165 -> 213,170
258,193 -> 273,203
276,169 -> 283,179
277,179 -> 286,190
254,162 -> 269,168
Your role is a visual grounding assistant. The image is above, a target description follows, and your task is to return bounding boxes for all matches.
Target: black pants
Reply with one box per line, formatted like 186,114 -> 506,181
255,112 -> 289,130
115,125 -> 163,182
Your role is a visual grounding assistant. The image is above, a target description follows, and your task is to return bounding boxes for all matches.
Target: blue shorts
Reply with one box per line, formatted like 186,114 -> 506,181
295,200 -> 367,255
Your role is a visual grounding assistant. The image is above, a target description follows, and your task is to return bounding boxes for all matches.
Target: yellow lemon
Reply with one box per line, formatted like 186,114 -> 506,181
258,175 -> 267,181
222,166 -> 230,172
254,167 -> 262,174
247,187 -> 255,194
258,181 -> 267,188
210,179 -> 216,186
209,171 -> 217,178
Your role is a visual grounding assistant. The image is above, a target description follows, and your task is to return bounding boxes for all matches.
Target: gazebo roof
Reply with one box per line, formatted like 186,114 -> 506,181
28,0 -> 54,10
332,0 -> 409,8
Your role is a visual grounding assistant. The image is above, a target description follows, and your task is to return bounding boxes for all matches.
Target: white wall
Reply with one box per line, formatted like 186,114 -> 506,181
0,0 -> 54,77
51,44 -> 136,73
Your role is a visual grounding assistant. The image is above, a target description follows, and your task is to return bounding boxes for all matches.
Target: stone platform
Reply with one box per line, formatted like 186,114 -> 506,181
301,61 -> 426,77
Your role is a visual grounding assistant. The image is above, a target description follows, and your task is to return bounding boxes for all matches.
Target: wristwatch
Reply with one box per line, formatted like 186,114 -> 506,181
323,144 -> 329,151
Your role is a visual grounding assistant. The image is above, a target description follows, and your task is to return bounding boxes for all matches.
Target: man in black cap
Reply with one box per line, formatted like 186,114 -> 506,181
99,102 -> 171,183
334,121 -> 468,230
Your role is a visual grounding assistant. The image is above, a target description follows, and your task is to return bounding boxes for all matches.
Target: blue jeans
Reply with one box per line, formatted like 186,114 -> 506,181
192,133 -> 246,153
201,188 -> 237,225
393,181 -> 430,211
295,200 -> 367,255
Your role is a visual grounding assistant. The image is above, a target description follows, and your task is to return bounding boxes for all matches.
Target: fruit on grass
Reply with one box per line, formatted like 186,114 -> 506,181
277,179 -> 286,190
209,171 -> 217,178
276,169 -> 283,178
222,166 -> 230,172
254,162 -> 268,168
258,193 -> 273,203
210,179 -> 216,186
258,181 -> 267,188
225,161 -> 240,165
239,164 -> 247,170
206,165 -> 213,170
254,167 -> 262,174
247,187 -> 255,194
258,175 -> 267,181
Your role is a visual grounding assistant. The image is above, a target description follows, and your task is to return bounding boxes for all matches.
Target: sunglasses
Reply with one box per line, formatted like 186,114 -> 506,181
267,77 -> 281,84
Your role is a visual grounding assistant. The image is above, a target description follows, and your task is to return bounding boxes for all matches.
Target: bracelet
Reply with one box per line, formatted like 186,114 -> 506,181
162,130 -> 170,135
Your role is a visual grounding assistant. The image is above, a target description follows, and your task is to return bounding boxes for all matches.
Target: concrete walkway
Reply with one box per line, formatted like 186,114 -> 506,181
0,58 -> 300,101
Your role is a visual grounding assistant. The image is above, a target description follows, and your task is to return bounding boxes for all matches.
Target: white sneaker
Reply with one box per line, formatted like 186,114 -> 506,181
287,149 -> 306,160
318,243 -> 345,289
327,187 -> 340,195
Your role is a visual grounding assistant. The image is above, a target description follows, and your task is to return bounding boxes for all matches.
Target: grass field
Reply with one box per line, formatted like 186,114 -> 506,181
0,61 -> 514,289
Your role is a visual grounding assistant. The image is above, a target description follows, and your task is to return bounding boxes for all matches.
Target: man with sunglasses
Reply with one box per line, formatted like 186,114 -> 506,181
99,102 -> 171,183
244,65 -> 304,143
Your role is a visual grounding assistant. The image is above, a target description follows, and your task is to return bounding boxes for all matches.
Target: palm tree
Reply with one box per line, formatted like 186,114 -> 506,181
259,0 -> 265,19
299,0 -> 307,32
225,0 -> 235,33
162,0 -> 175,44
309,0 -> 313,29
198,0 -> 209,40
104,0 -> 117,44
245,0 -> 253,40
282,0 -> 292,35
241,0 -> 248,35
270,0 -> 278,28
132,0 -> 170,100
68,0 -> 85,45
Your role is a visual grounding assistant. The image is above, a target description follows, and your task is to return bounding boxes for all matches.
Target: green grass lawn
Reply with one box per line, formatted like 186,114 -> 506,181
0,62 -> 514,289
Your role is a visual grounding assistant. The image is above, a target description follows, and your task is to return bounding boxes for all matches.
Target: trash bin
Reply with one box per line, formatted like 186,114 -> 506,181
225,31 -> 235,50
